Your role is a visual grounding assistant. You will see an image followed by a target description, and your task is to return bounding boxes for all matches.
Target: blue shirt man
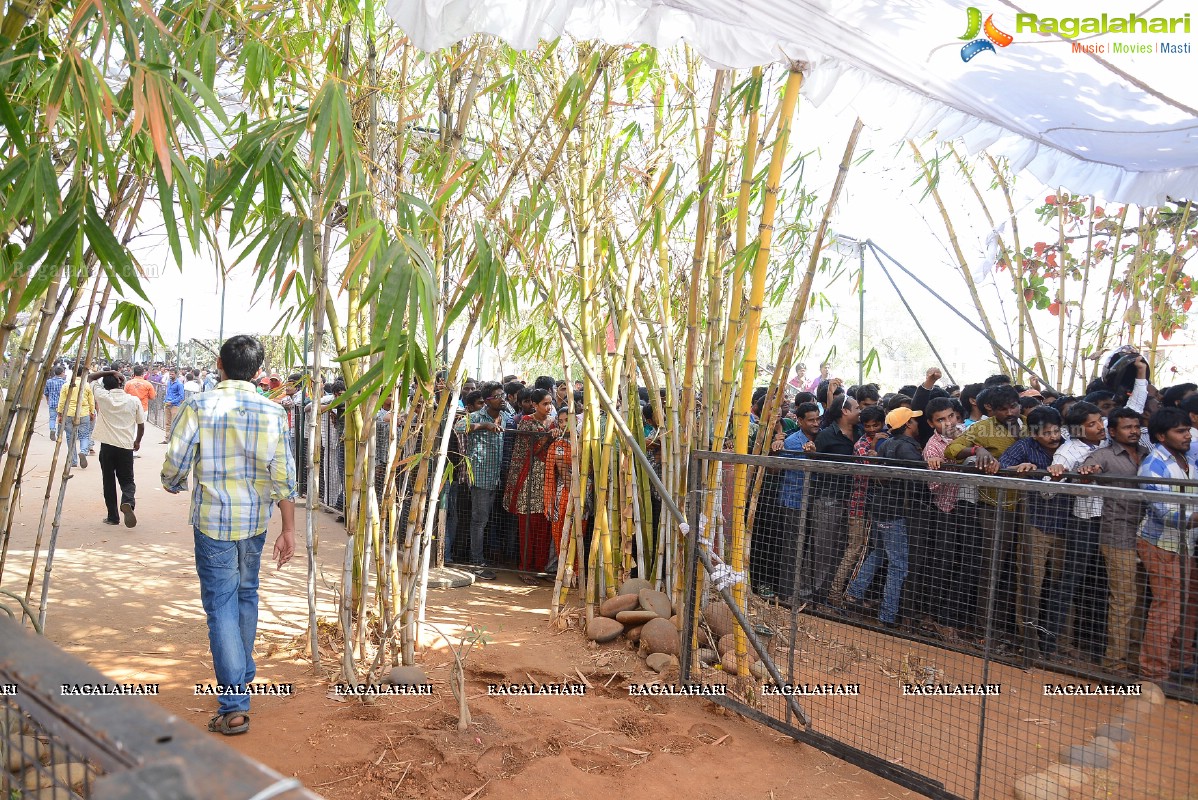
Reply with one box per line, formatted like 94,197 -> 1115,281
44,369 -> 66,438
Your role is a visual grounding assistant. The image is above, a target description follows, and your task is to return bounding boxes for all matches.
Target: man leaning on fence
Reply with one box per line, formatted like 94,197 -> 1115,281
1136,407 -> 1198,686
161,335 -> 297,736
454,382 -> 511,579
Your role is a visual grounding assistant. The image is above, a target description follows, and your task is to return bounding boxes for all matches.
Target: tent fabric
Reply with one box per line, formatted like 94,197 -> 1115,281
386,0 -> 1198,206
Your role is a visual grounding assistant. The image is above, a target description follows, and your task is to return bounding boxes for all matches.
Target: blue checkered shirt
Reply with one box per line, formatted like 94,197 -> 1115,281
454,409 -> 512,490
160,380 -> 298,540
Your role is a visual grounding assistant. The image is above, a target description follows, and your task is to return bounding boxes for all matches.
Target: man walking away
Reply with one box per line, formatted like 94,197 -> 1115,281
1083,407 -> 1148,674
161,335 -> 297,736
161,368 -> 185,442
57,375 -> 95,468
89,370 -> 146,527
44,366 -> 66,440
124,365 -> 156,413
1135,408 -> 1198,686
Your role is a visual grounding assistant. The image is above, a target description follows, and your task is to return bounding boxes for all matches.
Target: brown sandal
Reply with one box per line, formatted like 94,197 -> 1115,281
208,712 -> 250,735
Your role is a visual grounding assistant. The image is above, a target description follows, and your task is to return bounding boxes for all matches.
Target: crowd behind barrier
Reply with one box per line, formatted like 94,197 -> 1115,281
682,450 -> 1198,800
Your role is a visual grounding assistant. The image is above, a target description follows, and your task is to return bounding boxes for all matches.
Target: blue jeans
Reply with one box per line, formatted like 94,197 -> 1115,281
1041,517 -> 1099,655
194,529 -> 265,715
847,517 -> 910,624
61,417 -> 93,467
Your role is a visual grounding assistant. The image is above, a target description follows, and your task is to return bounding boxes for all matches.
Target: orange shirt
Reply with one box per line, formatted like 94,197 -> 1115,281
124,377 -> 156,411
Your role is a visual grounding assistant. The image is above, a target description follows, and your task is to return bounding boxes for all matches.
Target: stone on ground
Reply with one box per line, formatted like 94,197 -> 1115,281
1140,681 -> 1166,705
1013,772 -> 1068,800
587,616 -> 624,643
624,624 -> 645,643
1095,722 -> 1133,742
1044,764 -> 1088,791
387,665 -> 431,686
717,633 -> 736,656
618,577 -> 653,596
1062,743 -> 1111,769
703,602 -> 735,639
641,617 -> 680,656
695,648 -> 719,665
600,593 -> 639,618
646,653 -> 678,673
638,588 -> 673,619
615,609 -> 659,625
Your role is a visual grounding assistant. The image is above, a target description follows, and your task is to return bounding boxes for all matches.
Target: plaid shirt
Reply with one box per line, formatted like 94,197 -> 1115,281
44,376 -> 65,411
454,409 -> 512,490
1138,443 -> 1198,553
160,380 -> 297,541
848,433 -> 874,518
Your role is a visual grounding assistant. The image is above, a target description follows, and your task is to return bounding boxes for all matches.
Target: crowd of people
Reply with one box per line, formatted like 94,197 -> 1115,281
750,347 -> 1198,690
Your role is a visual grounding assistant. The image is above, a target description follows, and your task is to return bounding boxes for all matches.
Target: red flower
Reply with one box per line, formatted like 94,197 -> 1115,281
1048,301 -> 1060,316
1045,195 -> 1057,205
1094,206 -> 1104,216
1046,253 -> 1058,267
1033,241 -> 1046,256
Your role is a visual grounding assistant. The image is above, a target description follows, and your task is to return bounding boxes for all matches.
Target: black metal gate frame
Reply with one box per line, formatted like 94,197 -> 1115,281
678,449 -> 1196,800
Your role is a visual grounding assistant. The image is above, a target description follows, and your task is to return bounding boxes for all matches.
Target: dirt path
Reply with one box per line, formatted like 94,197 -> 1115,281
1,408 -> 914,799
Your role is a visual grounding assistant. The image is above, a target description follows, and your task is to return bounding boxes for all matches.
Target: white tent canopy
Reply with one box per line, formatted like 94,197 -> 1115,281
387,0 -> 1198,206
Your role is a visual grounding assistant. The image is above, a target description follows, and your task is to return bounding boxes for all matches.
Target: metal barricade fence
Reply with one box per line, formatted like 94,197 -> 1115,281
680,449 -> 1198,800
146,381 -> 165,429
0,617 -> 321,799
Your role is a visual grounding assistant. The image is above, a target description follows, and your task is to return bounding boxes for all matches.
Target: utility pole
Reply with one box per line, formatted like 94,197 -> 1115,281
176,298 -> 183,368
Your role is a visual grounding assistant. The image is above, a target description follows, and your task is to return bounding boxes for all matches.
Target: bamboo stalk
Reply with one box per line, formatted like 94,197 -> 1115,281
730,66 -> 803,677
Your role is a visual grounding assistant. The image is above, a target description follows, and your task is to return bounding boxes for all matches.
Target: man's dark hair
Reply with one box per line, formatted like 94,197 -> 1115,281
1084,377 -> 1107,395
981,385 -> 1020,414
53,366 -> 64,376
464,390 -> 483,407
898,384 -> 919,398
1063,401 -> 1102,436
1109,406 -> 1143,428
1040,388 -> 1060,402
504,381 -> 523,397
132,365 -> 145,376
479,381 -> 503,398
984,373 -> 1012,386
751,386 -> 768,412
1019,396 -> 1042,412
502,374 -> 519,384
794,401 -> 820,419
816,379 -> 843,401
331,380 -> 346,394
960,383 -> 984,413
853,384 -> 880,403
637,386 -> 650,404
573,390 -> 585,407
102,374 -> 121,390
822,394 -> 853,427
1083,389 -> 1116,405
516,387 -> 531,404
1161,383 -> 1197,408
534,376 -> 555,392
884,393 -> 912,412
1148,407 -> 1190,443
218,335 -> 264,382
1026,405 -> 1062,431
1178,393 -> 1198,417
925,396 -> 956,418
860,405 -> 886,426
794,391 -> 815,405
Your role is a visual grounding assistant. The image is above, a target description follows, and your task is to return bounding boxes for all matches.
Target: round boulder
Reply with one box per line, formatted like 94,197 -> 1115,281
638,588 -> 673,619
695,648 -> 719,665
615,609 -> 659,625
670,614 -> 682,630
600,593 -> 639,619
587,616 -> 625,643
717,633 -> 736,657
1013,772 -> 1066,800
703,601 -> 736,639
625,624 -> 645,643
618,578 -> 653,596
641,617 -> 681,656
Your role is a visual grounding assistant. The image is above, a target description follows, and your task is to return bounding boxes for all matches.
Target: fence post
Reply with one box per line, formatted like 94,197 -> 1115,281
679,451 -> 702,686
785,467 -> 812,726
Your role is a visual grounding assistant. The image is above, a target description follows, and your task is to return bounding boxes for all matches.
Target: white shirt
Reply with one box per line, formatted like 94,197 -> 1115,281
91,386 -> 147,450
183,380 -> 201,392
1050,437 -> 1107,519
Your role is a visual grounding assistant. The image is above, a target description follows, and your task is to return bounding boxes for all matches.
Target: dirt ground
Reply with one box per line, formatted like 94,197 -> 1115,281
2,411 -> 920,800
7,409 -> 1198,799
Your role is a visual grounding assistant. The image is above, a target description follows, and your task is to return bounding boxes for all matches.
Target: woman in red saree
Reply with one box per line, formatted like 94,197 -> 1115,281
503,389 -> 557,571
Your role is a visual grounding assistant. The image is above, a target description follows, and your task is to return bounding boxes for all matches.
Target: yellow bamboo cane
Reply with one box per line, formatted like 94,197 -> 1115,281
730,67 -> 803,677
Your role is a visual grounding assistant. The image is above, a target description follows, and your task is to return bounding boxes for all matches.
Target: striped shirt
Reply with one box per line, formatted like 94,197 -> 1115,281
160,380 -> 298,541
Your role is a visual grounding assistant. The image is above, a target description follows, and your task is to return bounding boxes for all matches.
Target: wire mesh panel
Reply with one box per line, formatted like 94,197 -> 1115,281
2,692 -> 103,799
681,449 -> 1198,800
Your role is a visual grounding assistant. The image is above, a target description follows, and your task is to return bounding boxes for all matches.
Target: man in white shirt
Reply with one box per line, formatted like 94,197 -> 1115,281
89,369 -> 147,527
183,371 -> 202,393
